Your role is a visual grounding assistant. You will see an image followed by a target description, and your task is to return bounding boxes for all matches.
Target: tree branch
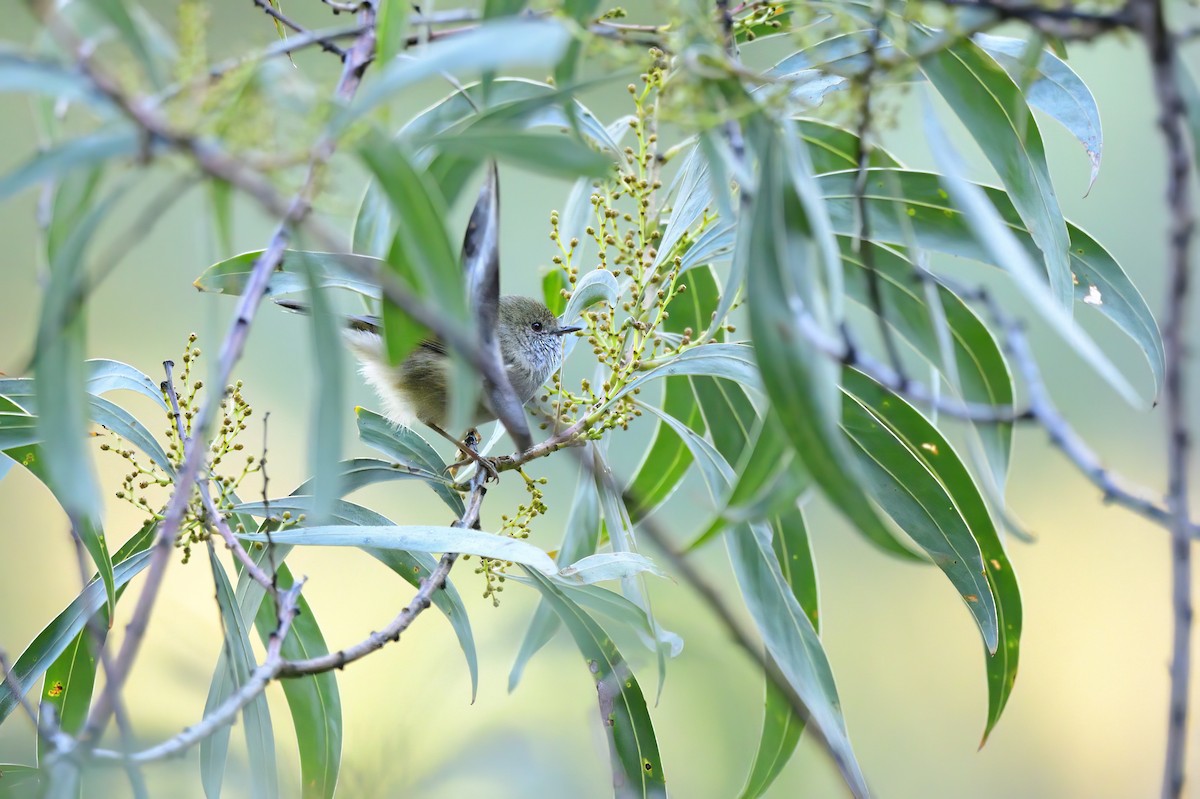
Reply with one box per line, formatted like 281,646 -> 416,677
1130,1 -> 1197,796
81,6 -> 380,746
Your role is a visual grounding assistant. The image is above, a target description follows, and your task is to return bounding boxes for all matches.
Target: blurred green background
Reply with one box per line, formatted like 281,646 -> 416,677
2,4 -> 1199,797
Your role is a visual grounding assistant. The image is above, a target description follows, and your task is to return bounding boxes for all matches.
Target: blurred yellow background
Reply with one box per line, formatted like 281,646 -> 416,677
1,4 -> 1199,798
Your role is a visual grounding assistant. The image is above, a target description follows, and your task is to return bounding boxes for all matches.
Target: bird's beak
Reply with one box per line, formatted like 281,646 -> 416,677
555,325 -> 583,336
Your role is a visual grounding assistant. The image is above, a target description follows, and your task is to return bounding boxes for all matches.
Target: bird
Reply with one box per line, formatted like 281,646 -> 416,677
278,296 -> 581,472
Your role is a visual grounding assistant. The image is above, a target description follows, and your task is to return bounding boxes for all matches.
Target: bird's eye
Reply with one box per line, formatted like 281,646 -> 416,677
531,321 -> 543,332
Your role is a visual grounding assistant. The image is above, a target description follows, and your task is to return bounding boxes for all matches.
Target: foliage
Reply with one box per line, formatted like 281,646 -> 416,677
0,1 -> 1181,798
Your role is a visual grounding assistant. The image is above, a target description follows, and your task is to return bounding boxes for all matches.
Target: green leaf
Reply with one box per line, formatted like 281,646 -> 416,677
839,240 -> 1015,491
375,0 -> 408,67
841,369 -> 1022,742
917,35 -> 1074,309
201,548 -> 276,799
36,523 -> 156,765
34,183 -> 122,616
597,345 -> 762,413
625,377 -> 703,522
358,136 -> 474,427
0,764 -> 42,796
240,525 -> 662,586
796,119 -> 900,175
236,496 -> 479,703
355,408 -> 465,516
625,266 -> 719,520
430,130 -> 613,179
291,456 -> 429,495
726,521 -> 867,798
0,50 -> 106,105
817,168 -> 1164,398
591,444 -> 679,701
921,112 -> 1142,407
542,270 -> 569,316
193,250 -> 381,299
563,268 -> 620,326
253,564 -> 341,799
347,19 -> 571,125
510,467 -> 600,692
0,127 -> 140,203
744,124 -> 898,556
301,267 -> 345,525
0,412 -> 38,450
842,376 -> 998,650
521,568 -> 667,799
0,548 -> 152,725
973,32 -> 1102,189
352,183 -> 393,259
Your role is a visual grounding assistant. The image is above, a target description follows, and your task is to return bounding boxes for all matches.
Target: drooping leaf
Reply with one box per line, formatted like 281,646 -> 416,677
355,408 -> 465,516
253,564 -> 341,799
522,569 -> 667,799
839,239 -> 1015,491
743,121 -> 899,556
817,168 -> 1164,398
510,467 -> 600,692
0,549 -> 152,725
83,0 -> 165,87
193,250 -> 381,299
917,34 -> 1074,310
34,183 -> 122,615
36,523 -> 156,764
301,265 -> 345,525
842,369 -> 1022,742
347,19 -> 571,124
740,521 -> 810,798
842,376 -> 998,651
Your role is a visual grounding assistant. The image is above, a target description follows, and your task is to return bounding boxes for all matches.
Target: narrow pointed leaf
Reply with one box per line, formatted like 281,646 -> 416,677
918,36 -> 1074,308
817,168 -> 1164,397
355,408 -> 465,516
193,250 -> 381,298
842,369 -> 1022,742
236,497 -> 478,702
253,564 -> 341,799
510,469 -> 600,692
201,549 -> 276,799
522,569 -> 667,799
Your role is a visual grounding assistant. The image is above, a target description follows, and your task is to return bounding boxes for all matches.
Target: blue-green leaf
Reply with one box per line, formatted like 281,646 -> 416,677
817,168 -> 1164,398
201,548 -> 276,799
917,35 -> 1074,309
521,568 -> 667,798
509,467 -> 600,692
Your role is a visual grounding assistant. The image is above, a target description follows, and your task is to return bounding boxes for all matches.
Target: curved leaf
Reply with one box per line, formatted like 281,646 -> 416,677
201,549 -> 276,799
355,409 -> 465,516
0,549 -> 152,725
842,370 -> 1022,742
522,569 -> 667,799
842,378 -> 998,651
840,240 -> 1015,490
817,168 -> 1164,397
509,468 -> 601,692
254,564 -> 341,799
193,250 -> 381,299
744,124 -> 898,557
346,19 -> 571,125
917,35 -> 1073,309
236,496 -> 479,703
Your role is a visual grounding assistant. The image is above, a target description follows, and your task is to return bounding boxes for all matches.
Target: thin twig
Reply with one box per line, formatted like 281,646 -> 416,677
252,0 -> 347,59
